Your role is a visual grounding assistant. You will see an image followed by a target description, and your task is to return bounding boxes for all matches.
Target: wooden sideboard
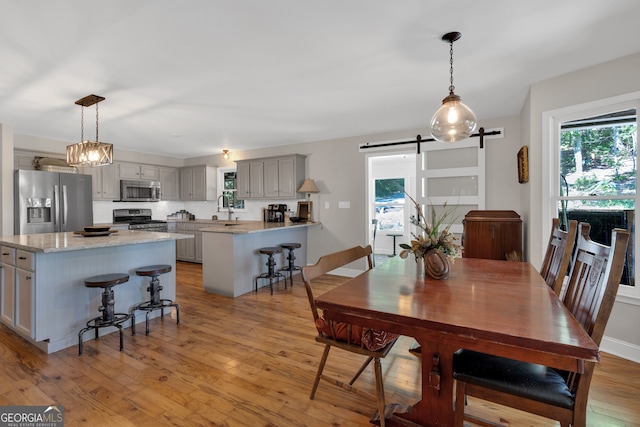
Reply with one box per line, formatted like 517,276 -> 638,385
462,210 -> 523,261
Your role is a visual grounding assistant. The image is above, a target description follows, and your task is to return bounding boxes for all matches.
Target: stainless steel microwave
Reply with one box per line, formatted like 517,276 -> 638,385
119,180 -> 161,202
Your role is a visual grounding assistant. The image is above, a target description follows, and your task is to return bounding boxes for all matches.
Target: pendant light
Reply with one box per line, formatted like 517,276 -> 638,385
429,32 -> 477,143
66,94 -> 113,167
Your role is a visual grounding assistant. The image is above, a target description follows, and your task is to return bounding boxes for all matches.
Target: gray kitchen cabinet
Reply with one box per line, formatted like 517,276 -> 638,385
159,167 -> 180,200
83,163 -> 119,200
119,163 -> 159,181
235,154 -> 305,199
180,165 -> 216,201
174,222 -> 205,263
0,247 -> 35,339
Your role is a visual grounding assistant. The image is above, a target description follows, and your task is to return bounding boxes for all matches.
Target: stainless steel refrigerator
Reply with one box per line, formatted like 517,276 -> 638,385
14,170 -> 94,234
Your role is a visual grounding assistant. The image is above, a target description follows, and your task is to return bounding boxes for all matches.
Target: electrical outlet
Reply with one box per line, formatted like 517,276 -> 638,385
338,201 -> 350,209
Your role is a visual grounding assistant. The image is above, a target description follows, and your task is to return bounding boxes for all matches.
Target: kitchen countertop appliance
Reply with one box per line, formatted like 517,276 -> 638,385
113,208 -> 168,232
264,204 -> 287,222
15,169 -> 93,234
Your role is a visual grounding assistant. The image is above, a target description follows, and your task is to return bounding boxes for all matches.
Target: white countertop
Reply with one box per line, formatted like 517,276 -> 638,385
0,230 -> 192,253
198,220 -> 319,234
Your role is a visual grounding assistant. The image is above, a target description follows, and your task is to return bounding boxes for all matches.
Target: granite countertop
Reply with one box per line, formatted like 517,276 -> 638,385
0,230 -> 192,253
199,220 -> 319,234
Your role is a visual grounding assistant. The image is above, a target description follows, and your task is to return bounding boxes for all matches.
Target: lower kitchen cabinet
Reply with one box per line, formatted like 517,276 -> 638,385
174,222 -> 205,263
0,246 -> 35,339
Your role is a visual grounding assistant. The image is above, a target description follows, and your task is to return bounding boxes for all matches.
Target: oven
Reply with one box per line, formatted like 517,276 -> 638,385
113,208 -> 168,232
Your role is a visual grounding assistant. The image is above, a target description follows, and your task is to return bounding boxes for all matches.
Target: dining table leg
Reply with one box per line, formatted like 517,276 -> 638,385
385,338 -> 456,427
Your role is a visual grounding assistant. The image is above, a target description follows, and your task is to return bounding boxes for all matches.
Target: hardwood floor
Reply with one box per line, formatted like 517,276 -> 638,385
0,261 -> 638,426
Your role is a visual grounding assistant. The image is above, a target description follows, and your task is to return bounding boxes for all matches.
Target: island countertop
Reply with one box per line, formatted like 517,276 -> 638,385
197,220 -> 319,234
0,230 -> 192,253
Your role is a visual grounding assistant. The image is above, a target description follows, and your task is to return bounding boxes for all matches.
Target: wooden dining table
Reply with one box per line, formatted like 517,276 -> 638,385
314,256 -> 600,427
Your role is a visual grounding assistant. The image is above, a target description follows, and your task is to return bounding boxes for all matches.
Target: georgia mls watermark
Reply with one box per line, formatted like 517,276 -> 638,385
0,406 -> 64,427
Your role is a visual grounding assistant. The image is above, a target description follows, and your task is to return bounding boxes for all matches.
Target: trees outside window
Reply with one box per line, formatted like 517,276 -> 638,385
375,178 -> 405,231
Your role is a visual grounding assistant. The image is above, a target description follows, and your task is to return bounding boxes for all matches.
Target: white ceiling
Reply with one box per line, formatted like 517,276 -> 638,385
1,1 -> 639,159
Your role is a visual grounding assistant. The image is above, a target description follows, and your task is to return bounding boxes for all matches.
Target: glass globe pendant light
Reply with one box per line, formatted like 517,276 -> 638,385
429,32 -> 477,143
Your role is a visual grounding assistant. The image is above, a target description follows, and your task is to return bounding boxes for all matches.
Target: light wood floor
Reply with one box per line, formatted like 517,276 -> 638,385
0,261 -> 638,426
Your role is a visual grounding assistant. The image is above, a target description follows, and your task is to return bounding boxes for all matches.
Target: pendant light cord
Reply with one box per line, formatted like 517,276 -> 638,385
448,41 -> 455,96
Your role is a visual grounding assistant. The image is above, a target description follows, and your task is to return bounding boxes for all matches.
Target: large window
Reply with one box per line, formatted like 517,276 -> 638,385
557,108 -> 637,286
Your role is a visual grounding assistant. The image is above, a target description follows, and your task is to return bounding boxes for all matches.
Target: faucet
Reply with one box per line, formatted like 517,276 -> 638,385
217,193 -> 233,221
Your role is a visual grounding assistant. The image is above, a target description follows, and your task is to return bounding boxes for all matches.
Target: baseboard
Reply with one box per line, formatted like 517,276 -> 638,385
600,336 -> 640,364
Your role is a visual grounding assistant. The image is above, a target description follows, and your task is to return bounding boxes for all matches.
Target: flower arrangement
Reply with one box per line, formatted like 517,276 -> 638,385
399,193 -> 461,262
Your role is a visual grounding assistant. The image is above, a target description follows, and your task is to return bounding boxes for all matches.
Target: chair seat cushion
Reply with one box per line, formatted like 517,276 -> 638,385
315,316 -> 398,351
453,349 -> 575,409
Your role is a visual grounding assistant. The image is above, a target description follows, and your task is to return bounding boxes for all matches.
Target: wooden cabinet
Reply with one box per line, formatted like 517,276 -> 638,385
159,167 -> 180,200
0,247 -> 35,339
119,163 -> 159,181
83,163 -> 119,200
462,210 -> 523,261
235,154 -> 305,199
180,166 -> 216,201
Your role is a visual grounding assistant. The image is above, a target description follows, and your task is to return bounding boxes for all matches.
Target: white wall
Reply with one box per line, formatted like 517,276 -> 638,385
523,51 -> 640,361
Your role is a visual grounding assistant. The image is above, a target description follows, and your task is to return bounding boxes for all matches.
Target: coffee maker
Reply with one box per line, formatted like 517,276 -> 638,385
264,204 -> 287,222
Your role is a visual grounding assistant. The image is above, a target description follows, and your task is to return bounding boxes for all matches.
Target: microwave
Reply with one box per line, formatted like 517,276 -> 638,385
119,180 -> 161,202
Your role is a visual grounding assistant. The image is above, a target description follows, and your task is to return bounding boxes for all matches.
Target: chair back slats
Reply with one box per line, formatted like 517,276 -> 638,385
301,245 -> 373,323
563,223 -> 629,346
540,219 -> 578,296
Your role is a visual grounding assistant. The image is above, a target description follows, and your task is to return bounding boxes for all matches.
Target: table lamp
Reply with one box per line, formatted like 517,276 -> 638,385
297,178 -> 320,221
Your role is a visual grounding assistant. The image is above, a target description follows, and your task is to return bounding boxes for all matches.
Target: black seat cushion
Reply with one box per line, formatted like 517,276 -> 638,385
453,349 -> 575,410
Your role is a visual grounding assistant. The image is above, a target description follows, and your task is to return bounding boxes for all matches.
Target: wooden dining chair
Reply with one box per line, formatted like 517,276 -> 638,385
540,218 -> 578,297
301,245 -> 398,427
452,224 -> 629,427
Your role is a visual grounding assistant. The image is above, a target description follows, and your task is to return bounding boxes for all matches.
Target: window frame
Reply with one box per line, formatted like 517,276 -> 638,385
542,95 -> 640,303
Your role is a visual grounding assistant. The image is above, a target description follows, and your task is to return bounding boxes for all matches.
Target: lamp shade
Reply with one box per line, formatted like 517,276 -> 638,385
429,94 -> 477,143
297,178 -> 320,194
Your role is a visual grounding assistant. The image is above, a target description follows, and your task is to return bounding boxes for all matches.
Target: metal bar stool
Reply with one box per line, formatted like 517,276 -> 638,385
130,264 -> 180,336
255,247 -> 288,295
279,242 -> 302,284
78,273 -> 132,355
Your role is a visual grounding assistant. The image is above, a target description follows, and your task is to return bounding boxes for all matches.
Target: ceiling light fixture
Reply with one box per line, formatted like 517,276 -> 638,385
66,94 -> 113,167
222,149 -> 230,159
429,32 -> 477,143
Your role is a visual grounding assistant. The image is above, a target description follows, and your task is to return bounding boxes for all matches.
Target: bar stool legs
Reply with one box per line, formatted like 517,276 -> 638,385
131,264 -> 180,336
255,247 -> 288,295
78,273 -> 132,355
279,243 -> 302,284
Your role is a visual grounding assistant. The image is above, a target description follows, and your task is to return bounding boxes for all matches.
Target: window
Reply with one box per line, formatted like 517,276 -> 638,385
219,169 -> 245,210
555,107 -> 637,287
374,178 -> 405,231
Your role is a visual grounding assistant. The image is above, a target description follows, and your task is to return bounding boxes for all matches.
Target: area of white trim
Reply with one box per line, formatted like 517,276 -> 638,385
600,336 -> 640,364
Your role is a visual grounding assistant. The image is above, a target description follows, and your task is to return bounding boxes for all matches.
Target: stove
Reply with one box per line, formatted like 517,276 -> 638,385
113,208 -> 168,232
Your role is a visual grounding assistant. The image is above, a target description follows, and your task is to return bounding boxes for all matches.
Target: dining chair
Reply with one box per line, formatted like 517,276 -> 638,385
301,245 -> 398,427
539,218 -> 578,297
452,223 -> 629,427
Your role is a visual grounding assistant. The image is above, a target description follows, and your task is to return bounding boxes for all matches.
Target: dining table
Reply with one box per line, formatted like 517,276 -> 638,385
314,256 -> 600,427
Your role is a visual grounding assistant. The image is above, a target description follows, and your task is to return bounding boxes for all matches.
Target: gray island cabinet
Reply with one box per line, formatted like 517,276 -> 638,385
201,221 -> 317,297
0,230 -> 191,354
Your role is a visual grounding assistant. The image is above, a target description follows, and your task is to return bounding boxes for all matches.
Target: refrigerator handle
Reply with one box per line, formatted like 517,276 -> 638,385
54,184 -> 60,232
62,185 -> 68,231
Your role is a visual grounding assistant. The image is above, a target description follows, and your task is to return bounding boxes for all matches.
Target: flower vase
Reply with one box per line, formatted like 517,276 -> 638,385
423,249 -> 449,280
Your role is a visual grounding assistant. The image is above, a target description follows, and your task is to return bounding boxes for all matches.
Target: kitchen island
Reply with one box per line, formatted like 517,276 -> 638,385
0,230 -> 191,353
201,221 -> 318,297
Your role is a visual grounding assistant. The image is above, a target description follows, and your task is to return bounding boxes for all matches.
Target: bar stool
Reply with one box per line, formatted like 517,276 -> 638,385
130,264 -> 180,336
78,273 -> 132,355
255,247 -> 288,295
279,243 -> 302,284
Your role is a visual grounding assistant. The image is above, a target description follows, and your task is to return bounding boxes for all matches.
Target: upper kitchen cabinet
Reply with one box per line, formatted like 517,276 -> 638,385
118,163 -> 159,181
83,163 -> 119,200
236,154 -> 305,199
180,165 -> 216,201
159,167 -> 180,201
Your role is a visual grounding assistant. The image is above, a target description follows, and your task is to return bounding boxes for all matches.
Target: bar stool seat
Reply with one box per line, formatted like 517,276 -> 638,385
255,247 -> 288,294
279,242 -> 302,283
78,273 -> 132,355
131,264 -> 180,336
